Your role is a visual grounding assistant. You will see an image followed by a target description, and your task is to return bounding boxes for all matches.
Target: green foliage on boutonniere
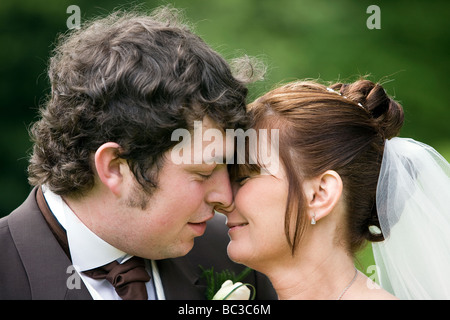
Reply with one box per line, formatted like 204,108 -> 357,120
199,265 -> 253,300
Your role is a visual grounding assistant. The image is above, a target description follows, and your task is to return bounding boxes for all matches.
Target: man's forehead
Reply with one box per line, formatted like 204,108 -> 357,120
169,115 -> 234,165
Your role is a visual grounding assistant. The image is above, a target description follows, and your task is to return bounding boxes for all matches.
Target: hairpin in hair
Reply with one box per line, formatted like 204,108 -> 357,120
326,87 -> 364,108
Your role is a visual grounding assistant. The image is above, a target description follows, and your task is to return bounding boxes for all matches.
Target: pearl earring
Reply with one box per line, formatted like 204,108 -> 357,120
311,213 -> 316,225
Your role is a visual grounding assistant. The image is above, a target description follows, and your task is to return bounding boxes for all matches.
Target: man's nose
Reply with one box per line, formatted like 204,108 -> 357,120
205,166 -> 233,212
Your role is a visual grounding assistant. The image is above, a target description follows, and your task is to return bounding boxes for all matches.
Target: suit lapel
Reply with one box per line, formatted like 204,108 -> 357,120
8,187 -> 92,300
156,256 -> 206,299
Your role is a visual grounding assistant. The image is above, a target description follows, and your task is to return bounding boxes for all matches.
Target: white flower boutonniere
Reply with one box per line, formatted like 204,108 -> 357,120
199,266 -> 256,300
212,279 -> 253,300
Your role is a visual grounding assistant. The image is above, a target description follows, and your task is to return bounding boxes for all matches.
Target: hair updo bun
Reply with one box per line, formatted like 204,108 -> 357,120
330,80 -> 404,139
330,79 -> 405,245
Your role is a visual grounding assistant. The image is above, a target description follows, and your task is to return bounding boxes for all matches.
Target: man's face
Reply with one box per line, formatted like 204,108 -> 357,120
104,116 -> 234,259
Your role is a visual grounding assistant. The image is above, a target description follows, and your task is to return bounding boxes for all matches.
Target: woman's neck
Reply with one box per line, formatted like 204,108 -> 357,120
267,244 -> 357,300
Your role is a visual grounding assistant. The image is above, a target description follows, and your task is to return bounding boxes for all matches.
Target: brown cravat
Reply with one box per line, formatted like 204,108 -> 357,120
83,257 -> 151,300
36,186 -> 151,300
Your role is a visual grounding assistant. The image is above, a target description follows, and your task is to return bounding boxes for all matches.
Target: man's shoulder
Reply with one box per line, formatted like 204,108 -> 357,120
0,188 -> 37,244
0,187 -> 47,244
0,192 -> 36,299
0,187 -> 91,299
0,214 -> 9,231
0,213 -> 14,249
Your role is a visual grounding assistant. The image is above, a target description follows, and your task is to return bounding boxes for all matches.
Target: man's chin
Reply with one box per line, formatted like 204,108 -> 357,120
142,239 -> 195,260
175,240 -> 195,257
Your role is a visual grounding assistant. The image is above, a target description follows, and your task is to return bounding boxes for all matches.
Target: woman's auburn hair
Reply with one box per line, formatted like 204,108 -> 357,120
246,79 -> 404,255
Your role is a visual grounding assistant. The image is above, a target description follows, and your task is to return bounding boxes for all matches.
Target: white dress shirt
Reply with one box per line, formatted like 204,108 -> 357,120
42,185 -> 165,300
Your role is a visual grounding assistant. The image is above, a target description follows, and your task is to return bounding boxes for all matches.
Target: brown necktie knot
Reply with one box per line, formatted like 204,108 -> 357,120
84,257 -> 150,300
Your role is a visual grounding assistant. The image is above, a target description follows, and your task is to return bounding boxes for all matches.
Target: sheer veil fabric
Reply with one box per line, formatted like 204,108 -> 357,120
373,137 -> 450,299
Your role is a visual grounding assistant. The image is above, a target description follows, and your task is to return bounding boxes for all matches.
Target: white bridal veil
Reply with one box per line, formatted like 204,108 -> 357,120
372,137 -> 450,299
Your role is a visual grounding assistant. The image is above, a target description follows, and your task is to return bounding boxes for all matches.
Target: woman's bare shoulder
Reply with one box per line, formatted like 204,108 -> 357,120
344,272 -> 398,300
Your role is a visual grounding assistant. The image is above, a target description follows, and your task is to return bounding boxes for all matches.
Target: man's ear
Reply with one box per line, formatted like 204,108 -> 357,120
94,142 -> 126,196
304,170 -> 343,223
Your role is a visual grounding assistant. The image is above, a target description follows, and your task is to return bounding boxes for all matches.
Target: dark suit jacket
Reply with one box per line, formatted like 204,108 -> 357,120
0,187 -> 276,300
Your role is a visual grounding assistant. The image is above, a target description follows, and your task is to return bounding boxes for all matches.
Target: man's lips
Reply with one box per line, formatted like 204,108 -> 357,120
189,214 -> 214,225
188,215 -> 214,235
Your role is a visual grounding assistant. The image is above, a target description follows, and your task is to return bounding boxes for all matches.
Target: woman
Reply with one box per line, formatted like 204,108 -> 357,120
225,79 -> 450,299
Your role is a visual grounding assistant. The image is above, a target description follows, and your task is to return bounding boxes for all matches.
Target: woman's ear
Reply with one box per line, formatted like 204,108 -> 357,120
304,170 -> 343,223
94,142 -> 126,196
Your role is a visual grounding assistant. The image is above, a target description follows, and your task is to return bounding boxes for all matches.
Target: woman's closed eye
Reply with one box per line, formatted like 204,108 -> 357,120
235,175 -> 250,185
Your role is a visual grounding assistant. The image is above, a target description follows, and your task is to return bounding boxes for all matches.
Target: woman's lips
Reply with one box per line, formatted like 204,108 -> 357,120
226,222 -> 249,233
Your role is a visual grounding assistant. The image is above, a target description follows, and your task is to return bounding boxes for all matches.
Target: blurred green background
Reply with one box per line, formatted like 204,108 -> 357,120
1,0 -> 449,275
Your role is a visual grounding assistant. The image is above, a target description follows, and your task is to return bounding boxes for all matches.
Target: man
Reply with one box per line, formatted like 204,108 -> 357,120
0,6 -> 275,299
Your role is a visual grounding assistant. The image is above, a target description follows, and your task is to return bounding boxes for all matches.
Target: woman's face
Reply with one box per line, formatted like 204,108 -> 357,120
225,164 -> 292,271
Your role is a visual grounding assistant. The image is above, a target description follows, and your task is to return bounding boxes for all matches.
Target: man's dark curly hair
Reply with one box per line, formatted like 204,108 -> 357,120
28,6 -> 259,197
